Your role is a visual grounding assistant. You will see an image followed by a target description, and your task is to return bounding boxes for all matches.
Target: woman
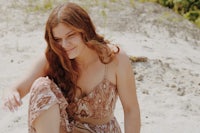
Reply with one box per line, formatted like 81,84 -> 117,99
2,2 -> 140,133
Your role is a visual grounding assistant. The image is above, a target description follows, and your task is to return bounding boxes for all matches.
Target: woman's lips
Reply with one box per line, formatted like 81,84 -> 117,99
66,47 -> 76,53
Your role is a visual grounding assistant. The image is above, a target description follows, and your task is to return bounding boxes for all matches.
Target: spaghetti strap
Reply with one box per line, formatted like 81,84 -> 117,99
104,64 -> 108,79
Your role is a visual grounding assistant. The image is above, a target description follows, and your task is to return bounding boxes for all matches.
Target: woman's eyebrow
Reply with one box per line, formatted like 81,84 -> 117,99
54,31 -> 74,39
65,31 -> 74,36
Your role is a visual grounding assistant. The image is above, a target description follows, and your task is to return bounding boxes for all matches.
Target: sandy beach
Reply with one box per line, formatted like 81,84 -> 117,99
0,0 -> 200,133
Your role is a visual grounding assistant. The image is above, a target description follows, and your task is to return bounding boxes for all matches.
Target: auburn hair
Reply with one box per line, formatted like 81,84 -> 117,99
44,2 -> 119,104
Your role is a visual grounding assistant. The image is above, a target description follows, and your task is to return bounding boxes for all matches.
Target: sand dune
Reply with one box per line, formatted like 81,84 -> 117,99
0,0 -> 200,133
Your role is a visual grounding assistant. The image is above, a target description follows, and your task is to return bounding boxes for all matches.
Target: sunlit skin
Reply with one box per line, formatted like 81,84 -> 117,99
2,4 -> 140,133
53,23 -> 87,59
52,23 -> 100,72
53,24 -> 141,133
53,23 -> 106,97
2,22 -> 141,133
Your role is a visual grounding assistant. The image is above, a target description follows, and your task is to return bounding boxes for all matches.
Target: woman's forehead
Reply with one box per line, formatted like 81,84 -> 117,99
52,23 -> 74,38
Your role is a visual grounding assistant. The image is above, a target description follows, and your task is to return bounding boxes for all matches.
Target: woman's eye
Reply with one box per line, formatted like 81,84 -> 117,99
55,38 -> 60,41
68,33 -> 76,38
55,39 -> 61,43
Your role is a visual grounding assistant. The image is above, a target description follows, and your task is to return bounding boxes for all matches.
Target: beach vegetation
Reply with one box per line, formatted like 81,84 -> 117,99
139,0 -> 200,28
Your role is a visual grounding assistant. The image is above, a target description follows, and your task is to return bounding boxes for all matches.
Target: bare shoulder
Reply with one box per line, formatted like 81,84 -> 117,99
108,44 -> 129,61
114,47 -> 130,68
32,54 -> 49,75
107,45 -> 131,74
117,48 -> 129,60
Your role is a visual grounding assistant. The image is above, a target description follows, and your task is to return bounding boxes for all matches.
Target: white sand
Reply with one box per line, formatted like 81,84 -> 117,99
0,0 -> 200,133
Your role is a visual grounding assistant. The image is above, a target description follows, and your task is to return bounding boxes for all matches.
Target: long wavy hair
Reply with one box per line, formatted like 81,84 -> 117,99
45,2 -> 119,104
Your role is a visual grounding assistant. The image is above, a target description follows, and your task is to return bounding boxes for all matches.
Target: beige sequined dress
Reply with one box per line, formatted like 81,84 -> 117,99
28,65 -> 121,133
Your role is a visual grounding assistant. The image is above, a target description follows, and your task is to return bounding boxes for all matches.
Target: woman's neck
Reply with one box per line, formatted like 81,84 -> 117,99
75,47 -> 99,70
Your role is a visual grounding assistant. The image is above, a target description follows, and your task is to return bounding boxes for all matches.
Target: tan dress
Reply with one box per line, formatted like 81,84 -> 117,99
28,65 -> 122,133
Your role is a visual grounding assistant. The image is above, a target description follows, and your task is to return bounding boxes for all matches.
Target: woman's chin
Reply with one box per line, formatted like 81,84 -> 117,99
68,53 -> 78,59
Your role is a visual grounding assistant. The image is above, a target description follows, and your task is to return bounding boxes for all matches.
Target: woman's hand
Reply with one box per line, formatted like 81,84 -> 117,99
2,89 -> 22,112
2,55 -> 48,112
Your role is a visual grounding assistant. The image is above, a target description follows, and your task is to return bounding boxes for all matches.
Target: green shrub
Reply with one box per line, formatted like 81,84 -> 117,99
195,17 -> 200,28
184,10 -> 200,21
141,0 -> 200,28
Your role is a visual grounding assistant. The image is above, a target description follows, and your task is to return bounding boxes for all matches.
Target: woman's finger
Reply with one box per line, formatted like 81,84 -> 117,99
2,91 -> 22,112
3,98 -> 14,112
9,95 -> 20,111
2,98 -> 10,111
13,92 -> 22,106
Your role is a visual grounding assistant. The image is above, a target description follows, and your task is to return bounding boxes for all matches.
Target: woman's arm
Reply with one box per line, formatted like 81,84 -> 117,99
2,54 -> 48,112
116,50 -> 141,133
16,55 -> 48,98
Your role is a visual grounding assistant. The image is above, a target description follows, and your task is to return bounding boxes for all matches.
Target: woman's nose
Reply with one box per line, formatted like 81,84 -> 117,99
62,39 -> 69,46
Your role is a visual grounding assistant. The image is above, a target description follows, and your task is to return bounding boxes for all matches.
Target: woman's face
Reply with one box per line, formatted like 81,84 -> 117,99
52,23 -> 86,59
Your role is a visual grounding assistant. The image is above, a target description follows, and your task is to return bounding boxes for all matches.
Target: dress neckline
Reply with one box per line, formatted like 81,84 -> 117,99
75,78 -> 116,101
76,64 -> 117,101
